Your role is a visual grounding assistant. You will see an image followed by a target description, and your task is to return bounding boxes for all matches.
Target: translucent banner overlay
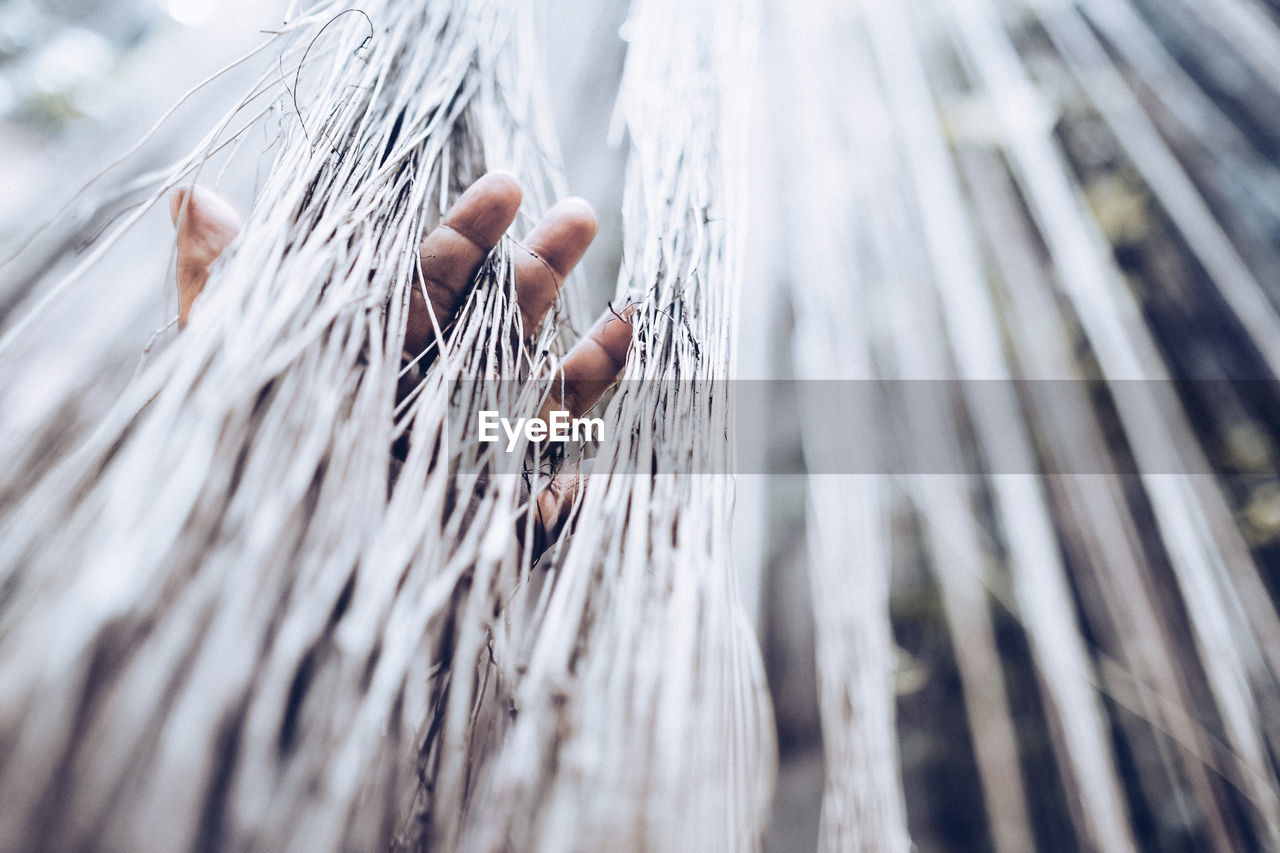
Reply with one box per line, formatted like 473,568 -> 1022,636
441,380 -> 1280,476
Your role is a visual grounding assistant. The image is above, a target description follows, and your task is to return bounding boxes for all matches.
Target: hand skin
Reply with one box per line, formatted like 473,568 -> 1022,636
170,171 -> 633,555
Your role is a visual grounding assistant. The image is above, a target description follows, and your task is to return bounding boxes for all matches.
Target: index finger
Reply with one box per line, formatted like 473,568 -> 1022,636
405,171 -> 522,352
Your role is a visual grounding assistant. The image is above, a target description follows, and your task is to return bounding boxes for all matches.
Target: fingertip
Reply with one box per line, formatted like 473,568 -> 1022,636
172,185 -> 243,236
519,197 -> 598,284
477,169 -> 523,203
189,186 -> 243,233
596,304 -> 635,365
553,305 -> 635,417
446,171 -> 524,247
548,197 -> 598,247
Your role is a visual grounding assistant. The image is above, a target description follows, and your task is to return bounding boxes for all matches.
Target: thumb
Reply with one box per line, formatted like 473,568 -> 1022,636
170,186 -> 242,327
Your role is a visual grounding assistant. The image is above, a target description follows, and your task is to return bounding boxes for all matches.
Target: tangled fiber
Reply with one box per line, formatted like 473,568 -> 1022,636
0,0 -> 770,850
8,0 -> 1280,850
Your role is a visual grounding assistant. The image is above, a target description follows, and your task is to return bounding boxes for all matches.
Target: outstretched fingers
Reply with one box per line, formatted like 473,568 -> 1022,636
407,176 -> 597,354
167,176 -> 629,560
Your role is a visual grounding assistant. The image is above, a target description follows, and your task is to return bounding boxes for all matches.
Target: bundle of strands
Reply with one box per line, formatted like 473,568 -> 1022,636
436,0 -> 773,848
766,0 -> 1280,850
0,0 -> 770,850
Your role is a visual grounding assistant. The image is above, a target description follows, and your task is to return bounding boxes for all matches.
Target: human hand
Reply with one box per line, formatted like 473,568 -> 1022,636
169,171 -> 633,555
